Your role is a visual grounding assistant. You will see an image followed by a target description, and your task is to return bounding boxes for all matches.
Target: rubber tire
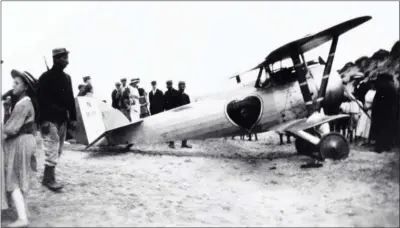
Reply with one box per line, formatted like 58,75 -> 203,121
318,132 -> 350,160
295,138 -> 317,156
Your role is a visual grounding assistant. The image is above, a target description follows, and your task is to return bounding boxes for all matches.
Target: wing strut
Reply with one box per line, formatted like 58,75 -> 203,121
290,48 -> 315,115
315,35 -> 339,111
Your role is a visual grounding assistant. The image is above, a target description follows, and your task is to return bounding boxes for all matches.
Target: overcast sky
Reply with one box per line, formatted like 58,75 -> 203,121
2,1 -> 399,102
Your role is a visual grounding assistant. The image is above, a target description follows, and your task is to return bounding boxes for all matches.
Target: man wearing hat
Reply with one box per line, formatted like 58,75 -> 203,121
128,78 -> 141,120
176,81 -> 192,148
149,81 -> 164,115
164,80 -> 180,148
111,82 -> 123,109
37,47 -> 76,192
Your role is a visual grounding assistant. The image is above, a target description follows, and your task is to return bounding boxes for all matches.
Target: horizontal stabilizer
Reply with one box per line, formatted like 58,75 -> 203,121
84,118 -> 143,150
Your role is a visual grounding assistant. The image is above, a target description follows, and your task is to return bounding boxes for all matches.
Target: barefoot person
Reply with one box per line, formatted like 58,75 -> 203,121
2,69 -> 39,227
37,48 -> 77,191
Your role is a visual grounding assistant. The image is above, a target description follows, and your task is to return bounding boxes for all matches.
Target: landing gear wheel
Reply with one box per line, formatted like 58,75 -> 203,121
318,132 -> 350,160
295,138 -> 317,156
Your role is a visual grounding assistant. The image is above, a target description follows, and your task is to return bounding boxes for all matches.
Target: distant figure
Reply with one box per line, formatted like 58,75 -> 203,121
111,82 -> 123,109
83,84 -> 94,97
355,82 -> 375,145
164,80 -> 180,149
83,75 -> 91,85
164,80 -> 180,111
120,78 -> 132,121
77,84 -> 85,97
173,81 -> 192,149
370,73 -> 398,152
129,78 -> 141,121
149,81 -> 164,115
135,79 -> 150,118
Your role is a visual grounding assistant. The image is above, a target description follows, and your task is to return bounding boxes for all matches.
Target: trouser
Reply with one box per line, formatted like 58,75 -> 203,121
170,140 -> 188,146
41,121 -> 67,167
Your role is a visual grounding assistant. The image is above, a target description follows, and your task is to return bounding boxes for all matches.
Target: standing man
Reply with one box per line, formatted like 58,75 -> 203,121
149,81 -> 164,115
176,81 -> 192,148
164,80 -> 180,148
111,82 -> 122,109
37,48 -> 76,192
120,78 -> 132,121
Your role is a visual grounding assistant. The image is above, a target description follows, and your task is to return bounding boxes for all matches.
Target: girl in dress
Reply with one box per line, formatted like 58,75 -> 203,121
2,69 -> 39,227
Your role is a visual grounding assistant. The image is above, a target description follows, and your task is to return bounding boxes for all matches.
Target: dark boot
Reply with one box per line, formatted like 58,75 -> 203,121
181,140 -> 192,148
42,166 -> 63,192
168,141 -> 175,149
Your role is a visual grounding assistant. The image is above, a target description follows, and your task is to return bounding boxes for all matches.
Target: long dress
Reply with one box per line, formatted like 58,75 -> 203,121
3,96 -> 37,194
129,86 -> 141,121
356,90 -> 376,139
1,124 -> 8,210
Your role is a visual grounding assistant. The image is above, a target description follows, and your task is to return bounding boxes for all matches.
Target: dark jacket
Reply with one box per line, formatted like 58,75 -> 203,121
149,89 -> 164,115
37,66 -> 76,124
178,91 -> 190,106
111,89 -> 122,109
2,89 -> 17,111
164,88 -> 180,111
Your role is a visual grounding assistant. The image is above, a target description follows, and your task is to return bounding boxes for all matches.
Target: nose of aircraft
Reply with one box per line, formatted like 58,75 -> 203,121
322,72 -> 345,115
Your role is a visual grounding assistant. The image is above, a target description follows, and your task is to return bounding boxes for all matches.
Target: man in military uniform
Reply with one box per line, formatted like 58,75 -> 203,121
111,82 -> 123,109
164,80 -> 180,148
37,47 -> 77,192
176,81 -> 192,148
149,81 -> 164,115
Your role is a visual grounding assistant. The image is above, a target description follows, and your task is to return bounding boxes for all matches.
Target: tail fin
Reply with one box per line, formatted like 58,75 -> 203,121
72,97 -> 131,146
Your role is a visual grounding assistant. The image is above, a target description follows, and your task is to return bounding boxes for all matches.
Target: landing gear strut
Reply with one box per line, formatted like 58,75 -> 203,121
295,132 -> 350,160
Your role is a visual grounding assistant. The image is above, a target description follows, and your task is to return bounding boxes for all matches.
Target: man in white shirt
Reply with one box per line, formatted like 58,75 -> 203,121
129,78 -> 141,121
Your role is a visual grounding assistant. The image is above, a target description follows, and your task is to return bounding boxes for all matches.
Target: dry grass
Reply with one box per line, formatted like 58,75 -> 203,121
2,132 -> 399,227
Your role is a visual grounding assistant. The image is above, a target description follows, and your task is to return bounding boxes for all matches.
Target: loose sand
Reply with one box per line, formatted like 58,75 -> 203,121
2,132 -> 399,227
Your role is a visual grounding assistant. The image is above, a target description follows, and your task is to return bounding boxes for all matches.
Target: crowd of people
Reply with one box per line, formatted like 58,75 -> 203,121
336,71 -> 400,153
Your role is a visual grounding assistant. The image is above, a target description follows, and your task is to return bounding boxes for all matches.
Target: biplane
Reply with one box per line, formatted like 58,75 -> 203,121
70,16 -> 372,160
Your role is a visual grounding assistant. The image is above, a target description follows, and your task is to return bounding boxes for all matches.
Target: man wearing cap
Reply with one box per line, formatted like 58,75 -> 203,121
129,78 -> 141,120
164,80 -> 180,111
149,81 -> 164,115
37,48 -> 76,192
176,81 -> 192,148
164,80 -> 180,148
111,82 -> 123,109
